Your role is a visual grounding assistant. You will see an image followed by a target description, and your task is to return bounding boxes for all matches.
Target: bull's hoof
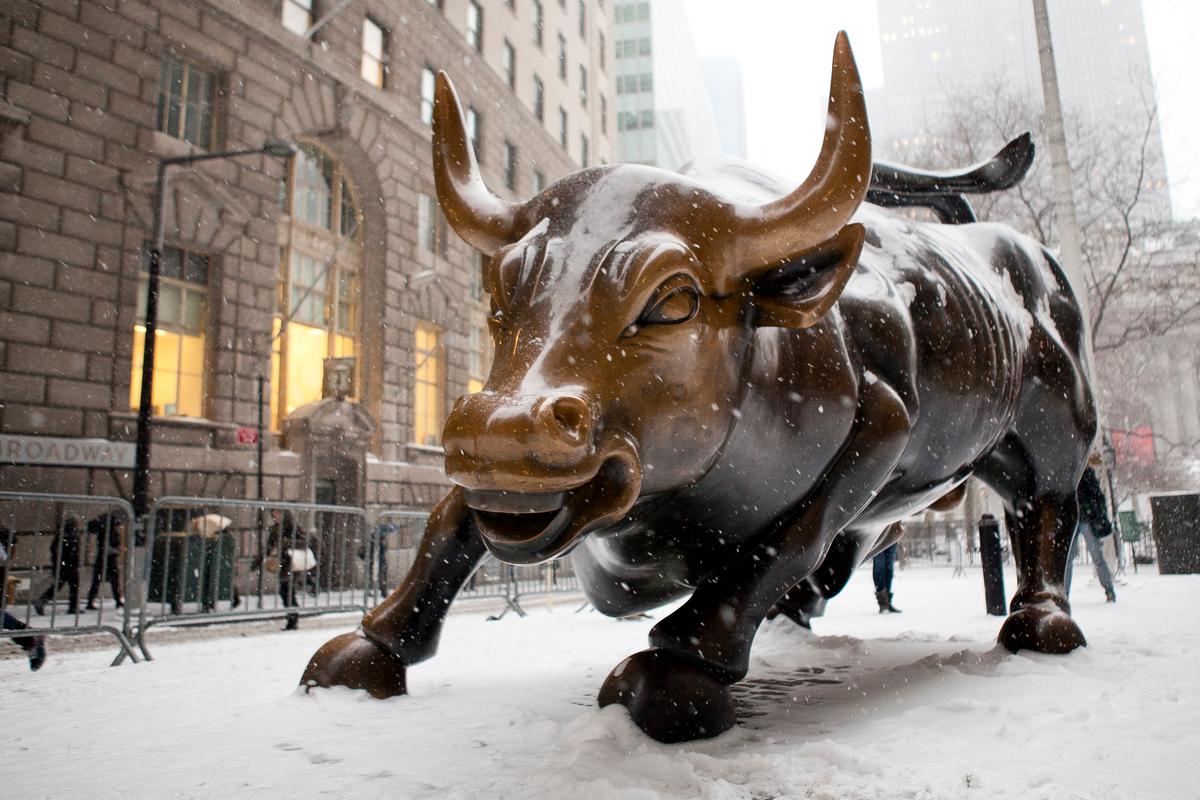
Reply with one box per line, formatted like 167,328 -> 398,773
998,603 -> 1086,654
301,630 -> 407,698
598,648 -> 736,743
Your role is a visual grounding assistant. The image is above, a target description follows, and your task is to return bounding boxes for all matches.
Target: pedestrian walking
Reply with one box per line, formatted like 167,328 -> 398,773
360,522 -> 393,599
1,527 -> 47,671
254,510 -> 318,630
873,541 -> 902,613
1067,460 -> 1117,602
34,516 -> 83,615
86,510 -> 127,610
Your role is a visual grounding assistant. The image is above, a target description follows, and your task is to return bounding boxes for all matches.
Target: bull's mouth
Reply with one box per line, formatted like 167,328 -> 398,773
463,446 -> 642,565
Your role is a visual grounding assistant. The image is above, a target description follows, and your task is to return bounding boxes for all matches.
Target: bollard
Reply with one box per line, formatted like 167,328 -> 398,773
978,513 -> 1006,616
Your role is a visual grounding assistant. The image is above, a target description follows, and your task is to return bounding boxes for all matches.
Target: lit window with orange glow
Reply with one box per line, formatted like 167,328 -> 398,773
272,142 -> 363,430
413,321 -> 444,446
130,244 -> 208,417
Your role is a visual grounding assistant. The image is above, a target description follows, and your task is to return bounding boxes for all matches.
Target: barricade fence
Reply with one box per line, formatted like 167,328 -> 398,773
131,497 -> 374,661
373,509 -> 582,620
0,492 -> 139,665
0,494 -> 589,667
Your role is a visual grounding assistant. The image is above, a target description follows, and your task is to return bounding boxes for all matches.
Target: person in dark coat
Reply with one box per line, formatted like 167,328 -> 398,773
254,510 -> 317,630
1,526 -> 47,671
360,522 -> 393,599
86,510 -> 127,609
1068,462 -> 1117,602
872,541 -> 902,613
34,515 -> 83,615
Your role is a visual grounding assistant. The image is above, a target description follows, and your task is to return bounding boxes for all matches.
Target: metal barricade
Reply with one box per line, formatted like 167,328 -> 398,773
373,508 -> 583,620
472,562 -> 582,620
369,509 -> 431,601
130,497 -> 372,660
0,492 -> 139,666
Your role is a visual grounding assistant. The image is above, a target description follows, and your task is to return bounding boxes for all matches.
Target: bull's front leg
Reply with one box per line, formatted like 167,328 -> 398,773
302,487 -> 486,697
599,384 -> 911,742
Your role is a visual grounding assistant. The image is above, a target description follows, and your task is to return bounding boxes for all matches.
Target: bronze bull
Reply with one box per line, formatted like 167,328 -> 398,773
303,33 -> 1096,743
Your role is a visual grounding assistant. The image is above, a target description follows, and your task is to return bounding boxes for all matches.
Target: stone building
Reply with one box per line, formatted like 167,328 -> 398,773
0,0 -> 615,510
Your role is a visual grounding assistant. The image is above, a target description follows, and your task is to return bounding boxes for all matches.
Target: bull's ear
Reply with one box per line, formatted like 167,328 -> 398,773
749,223 -> 865,329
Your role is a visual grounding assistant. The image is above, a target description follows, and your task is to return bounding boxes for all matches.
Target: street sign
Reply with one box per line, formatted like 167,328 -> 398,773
0,435 -> 135,468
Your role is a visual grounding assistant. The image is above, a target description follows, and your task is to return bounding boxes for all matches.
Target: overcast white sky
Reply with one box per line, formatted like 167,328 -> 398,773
685,0 -> 1200,221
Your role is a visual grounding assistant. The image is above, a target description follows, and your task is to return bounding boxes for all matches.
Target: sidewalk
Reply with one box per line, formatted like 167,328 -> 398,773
0,589 -> 587,661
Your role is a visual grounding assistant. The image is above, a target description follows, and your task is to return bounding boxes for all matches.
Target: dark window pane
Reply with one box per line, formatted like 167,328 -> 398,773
185,253 -> 209,284
162,246 -> 183,279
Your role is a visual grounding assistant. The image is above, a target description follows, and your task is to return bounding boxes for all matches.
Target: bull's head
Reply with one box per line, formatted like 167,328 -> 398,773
433,34 -> 870,564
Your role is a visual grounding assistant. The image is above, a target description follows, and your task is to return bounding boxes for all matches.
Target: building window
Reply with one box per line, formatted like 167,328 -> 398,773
580,133 -> 589,167
417,193 -> 448,256
638,36 -> 651,55
272,142 -> 363,430
558,33 -> 567,80
533,169 -> 545,193
598,31 -> 606,71
577,0 -> 586,37
558,106 -> 568,148
468,321 -> 491,395
637,2 -> 649,19
466,0 -> 483,52
413,321 -> 444,446
600,94 -> 607,134
502,39 -> 516,89
131,244 -> 208,418
282,0 -> 313,35
361,18 -> 386,88
466,106 -> 482,162
532,0 -> 544,47
426,0 -> 444,10
640,72 -> 652,91
156,56 -> 216,149
579,64 -> 588,106
532,75 -> 544,121
420,66 -> 436,125
503,140 -> 517,190
639,109 -> 654,128
469,251 -> 486,302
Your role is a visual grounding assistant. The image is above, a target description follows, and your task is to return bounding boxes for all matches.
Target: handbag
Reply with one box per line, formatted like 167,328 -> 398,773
288,547 -> 317,572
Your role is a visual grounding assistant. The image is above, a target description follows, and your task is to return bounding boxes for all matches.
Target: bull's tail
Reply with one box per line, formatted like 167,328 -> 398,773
867,133 -> 1035,225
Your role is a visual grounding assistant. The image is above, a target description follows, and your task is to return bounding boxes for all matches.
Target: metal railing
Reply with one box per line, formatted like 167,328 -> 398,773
129,497 -> 373,661
373,508 -> 583,620
0,492 -> 140,666
1,493 -> 589,667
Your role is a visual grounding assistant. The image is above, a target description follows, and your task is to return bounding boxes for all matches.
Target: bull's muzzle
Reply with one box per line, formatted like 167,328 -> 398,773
444,391 -> 596,488
442,391 -> 641,564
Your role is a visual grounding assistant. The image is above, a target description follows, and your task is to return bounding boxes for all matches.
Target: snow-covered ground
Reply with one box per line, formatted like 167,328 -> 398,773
4,565 -> 1198,799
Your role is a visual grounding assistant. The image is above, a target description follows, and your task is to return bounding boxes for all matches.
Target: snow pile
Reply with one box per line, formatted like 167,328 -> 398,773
3,566 -> 1198,799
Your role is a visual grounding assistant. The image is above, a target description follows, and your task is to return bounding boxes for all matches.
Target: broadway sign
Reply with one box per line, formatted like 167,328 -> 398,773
0,435 -> 136,469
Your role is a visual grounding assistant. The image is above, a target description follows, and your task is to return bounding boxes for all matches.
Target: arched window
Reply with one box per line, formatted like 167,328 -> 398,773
271,142 -> 363,429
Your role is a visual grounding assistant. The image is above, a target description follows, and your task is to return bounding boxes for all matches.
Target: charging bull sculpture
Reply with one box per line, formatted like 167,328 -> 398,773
303,34 -> 1096,742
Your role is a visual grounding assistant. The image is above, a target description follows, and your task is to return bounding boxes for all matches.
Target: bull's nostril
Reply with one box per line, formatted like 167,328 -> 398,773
549,396 -> 589,440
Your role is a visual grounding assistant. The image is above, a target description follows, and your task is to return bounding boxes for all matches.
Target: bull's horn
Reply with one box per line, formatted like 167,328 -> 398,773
432,71 -> 520,255
733,32 -> 871,273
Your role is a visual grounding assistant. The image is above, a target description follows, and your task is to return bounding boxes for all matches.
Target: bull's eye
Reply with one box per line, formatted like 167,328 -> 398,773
624,274 -> 700,337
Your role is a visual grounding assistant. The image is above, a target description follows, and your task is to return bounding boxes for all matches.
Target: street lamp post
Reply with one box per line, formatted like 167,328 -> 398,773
132,140 -> 296,523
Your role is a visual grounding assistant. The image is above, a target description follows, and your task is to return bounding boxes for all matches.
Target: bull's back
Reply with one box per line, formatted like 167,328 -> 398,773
844,209 -> 1077,517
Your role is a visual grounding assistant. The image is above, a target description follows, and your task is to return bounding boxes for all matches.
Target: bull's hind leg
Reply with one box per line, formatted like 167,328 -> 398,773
302,487 -> 487,697
976,435 -> 1089,654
